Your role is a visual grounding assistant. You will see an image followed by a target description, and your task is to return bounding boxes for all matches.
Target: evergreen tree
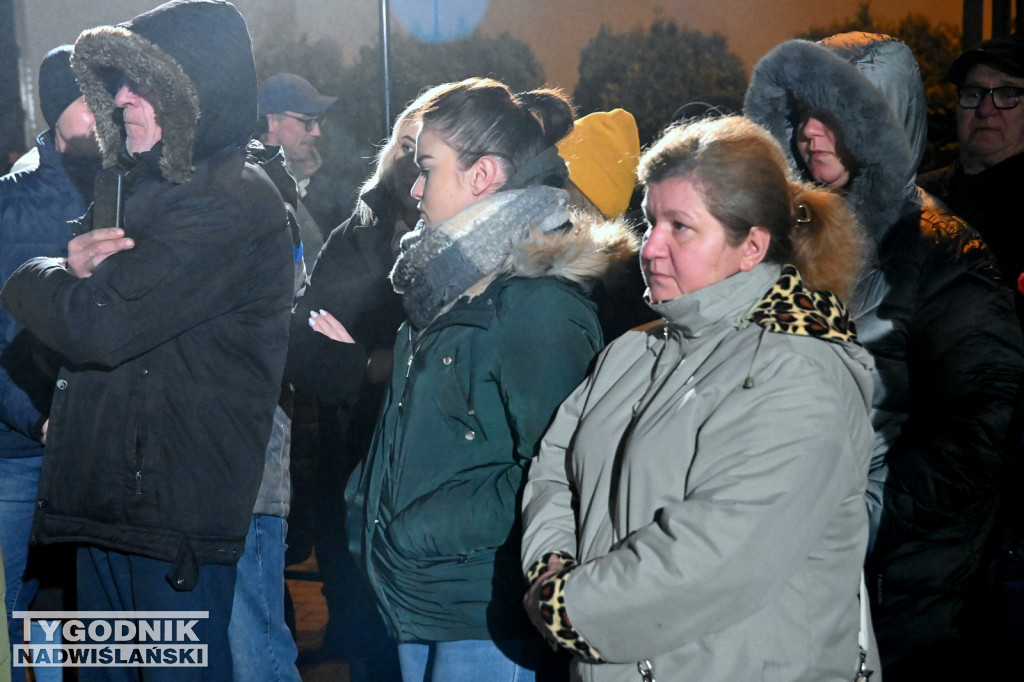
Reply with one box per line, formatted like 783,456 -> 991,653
573,20 -> 747,146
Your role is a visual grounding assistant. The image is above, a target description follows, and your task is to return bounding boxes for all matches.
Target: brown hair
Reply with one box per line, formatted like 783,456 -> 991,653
638,115 -> 864,299
417,77 -> 573,178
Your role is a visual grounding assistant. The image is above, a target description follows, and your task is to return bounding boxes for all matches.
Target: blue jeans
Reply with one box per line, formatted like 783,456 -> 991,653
0,455 -> 61,682
398,640 -> 537,682
227,514 -> 300,682
76,546 -> 235,682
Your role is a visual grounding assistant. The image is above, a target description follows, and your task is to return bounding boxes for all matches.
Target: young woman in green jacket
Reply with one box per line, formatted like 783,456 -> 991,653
312,77 -> 634,681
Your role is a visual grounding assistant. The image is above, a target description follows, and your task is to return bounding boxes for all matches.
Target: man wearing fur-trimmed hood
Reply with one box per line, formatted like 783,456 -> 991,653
0,1 -> 293,677
746,32 -> 1024,680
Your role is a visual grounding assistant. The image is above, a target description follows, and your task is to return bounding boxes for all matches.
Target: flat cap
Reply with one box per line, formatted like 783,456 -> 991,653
950,33 -> 1024,84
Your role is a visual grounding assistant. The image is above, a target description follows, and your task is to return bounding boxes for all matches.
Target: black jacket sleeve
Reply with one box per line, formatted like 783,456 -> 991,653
286,215 -> 375,406
871,211 -> 1024,623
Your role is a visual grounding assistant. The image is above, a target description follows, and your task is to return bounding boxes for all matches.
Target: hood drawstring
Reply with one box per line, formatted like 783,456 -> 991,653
743,327 -> 768,389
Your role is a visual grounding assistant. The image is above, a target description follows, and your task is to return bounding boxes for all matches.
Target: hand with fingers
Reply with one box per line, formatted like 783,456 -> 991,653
523,553 -> 566,637
65,228 -> 135,278
308,308 -> 355,344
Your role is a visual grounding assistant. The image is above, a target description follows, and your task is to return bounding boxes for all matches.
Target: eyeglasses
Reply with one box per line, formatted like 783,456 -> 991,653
277,112 -> 324,131
957,86 -> 1024,110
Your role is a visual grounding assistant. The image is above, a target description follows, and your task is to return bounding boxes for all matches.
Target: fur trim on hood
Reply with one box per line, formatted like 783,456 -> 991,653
819,32 -> 928,175
506,211 -> 638,289
71,0 -> 257,184
744,36 -> 918,245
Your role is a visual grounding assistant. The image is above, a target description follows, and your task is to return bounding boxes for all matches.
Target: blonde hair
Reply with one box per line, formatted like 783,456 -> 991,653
788,184 -> 865,302
355,83 -> 450,225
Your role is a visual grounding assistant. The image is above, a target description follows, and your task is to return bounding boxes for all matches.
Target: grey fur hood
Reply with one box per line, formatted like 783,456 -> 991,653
71,0 -> 258,183
745,33 -> 926,245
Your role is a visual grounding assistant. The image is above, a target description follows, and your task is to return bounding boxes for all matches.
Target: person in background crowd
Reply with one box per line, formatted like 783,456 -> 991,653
0,1 -> 294,678
920,31 -> 1024,680
556,108 -> 640,220
226,139 -> 306,682
919,32 -> 1024,329
286,87 -> 453,680
312,77 -> 634,681
555,108 -> 652,339
259,73 -> 339,268
258,76 -> 345,651
746,32 -> 1024,681
0,44 -> 99,682
522,113 -> 875,682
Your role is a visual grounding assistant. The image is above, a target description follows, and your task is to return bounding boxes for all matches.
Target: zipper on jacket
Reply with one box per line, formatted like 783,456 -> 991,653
133,422 -> 144,495
133,369 -> 148,495
404,325 -> 418,380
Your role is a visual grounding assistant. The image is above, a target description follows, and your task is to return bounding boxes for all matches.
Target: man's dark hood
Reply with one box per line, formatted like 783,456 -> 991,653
71,0 -> 257,184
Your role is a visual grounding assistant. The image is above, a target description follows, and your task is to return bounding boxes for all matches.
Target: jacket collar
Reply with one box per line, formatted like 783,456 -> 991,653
749,264 -> 858,342
649,264 -> 780,339
360,182 -> 400,226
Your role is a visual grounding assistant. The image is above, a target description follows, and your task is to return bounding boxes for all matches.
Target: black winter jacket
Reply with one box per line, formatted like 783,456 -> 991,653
287,183 -> 409,409
0,0 -> 293,588
920,154 -> 1024,330
746,33 -> 1024,678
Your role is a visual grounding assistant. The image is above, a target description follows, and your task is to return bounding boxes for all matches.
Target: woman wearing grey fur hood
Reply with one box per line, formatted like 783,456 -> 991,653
746,32 -> 1024,680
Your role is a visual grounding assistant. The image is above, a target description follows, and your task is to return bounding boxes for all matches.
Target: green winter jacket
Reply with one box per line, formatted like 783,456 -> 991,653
347,216 -> 634,643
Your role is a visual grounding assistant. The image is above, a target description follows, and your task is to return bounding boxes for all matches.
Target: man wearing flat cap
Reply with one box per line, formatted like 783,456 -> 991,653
259,73 -> 340,266
921,33 -> 1024,329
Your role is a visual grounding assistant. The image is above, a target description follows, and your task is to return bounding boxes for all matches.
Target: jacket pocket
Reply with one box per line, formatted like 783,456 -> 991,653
432,348 -> 486,440
46,372 -> 71,446
124,368 -> 161,498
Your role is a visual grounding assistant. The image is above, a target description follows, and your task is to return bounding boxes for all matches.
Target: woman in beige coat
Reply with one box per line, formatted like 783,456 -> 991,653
521,116 -> 877,681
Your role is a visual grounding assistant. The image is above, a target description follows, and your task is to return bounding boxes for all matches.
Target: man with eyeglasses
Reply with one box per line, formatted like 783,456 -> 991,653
921,32 -> 1024,678
258,73 -> 339,267
258,72 -> 358,668
921,33 -> 1024,329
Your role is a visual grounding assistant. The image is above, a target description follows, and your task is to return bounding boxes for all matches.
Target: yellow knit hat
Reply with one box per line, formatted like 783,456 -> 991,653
556,109 -> 641,219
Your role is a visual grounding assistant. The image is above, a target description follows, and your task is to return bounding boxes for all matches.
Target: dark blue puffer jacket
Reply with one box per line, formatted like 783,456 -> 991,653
0,131 -> 94,458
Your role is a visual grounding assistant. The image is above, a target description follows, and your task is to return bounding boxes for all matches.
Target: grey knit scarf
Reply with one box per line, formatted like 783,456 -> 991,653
390,185 -> 571,329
